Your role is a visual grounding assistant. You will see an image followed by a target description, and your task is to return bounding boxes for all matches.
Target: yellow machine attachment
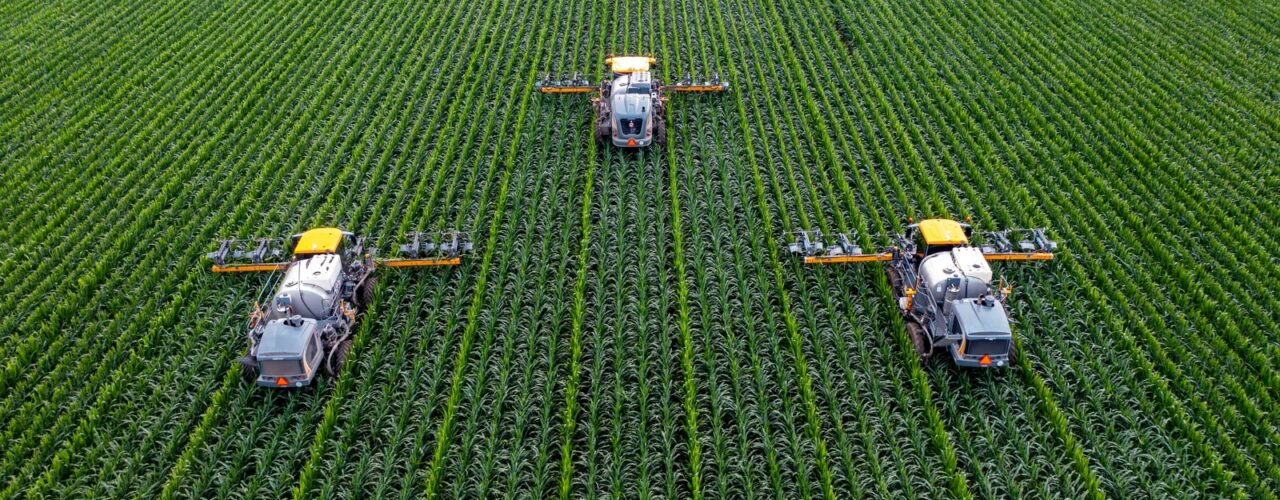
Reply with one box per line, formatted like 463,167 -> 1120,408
293,227 -> 344,255
383,257 -> 462,267
916,219 -> 969,246
212,262 -> 291,273
389,231 -> 471,266
663,84 -> 729,92
803,253 -> 893,265
606,56 -> 655,74
983,252 -> 1055,261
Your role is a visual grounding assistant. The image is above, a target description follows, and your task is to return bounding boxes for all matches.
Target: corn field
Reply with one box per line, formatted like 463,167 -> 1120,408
1,0 -> 1277,497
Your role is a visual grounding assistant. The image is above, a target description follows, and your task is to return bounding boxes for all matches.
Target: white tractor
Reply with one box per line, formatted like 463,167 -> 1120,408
207,227 -> 470,387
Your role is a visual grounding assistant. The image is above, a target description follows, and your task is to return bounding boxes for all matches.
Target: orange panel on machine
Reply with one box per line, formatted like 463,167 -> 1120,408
606,56 -> 655,73
984,253 -> 1054,261
211,263 -> 290,273
803,253 -> 893,264
294,227 -> 344,255
917,219 -> 968,246
382,257 -> 462,268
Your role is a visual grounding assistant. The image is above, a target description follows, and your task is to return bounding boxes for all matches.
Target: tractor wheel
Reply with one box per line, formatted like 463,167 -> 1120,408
240,360 -> 259,383
905,321 -> 929,360
654,116 -> 667,145
355,275 -> 377,308
886,267 -> 903,294
1007,341 -> 1018,366
326,340 -> 353,377
595,120 -> 612,145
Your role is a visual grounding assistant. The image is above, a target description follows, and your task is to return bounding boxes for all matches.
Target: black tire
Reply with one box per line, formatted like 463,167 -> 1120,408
1007,341 -> 1018,366
886,266 -> 903,293
326,340 -> 353,377
595,119 -> 611,144
240,360 -> 259,383
905,321 -> 929,360
654,116 -> 667,145
355,275 -> 377,308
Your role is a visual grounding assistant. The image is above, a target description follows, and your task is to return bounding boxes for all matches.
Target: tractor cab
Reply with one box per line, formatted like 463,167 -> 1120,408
908,219 -> 973,257
250,315 -> 328,387
609,84 -> 654,147
947,298 -> 1013,368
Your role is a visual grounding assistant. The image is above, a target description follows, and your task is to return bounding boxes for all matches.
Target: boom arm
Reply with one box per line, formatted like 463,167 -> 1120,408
208,237 -> 288,273
803,253 -> 892,264
660,73 -> 730,92
380,231 -> 472,268
208,231 -> 474,272
978,228 -> 1057,261
785,230 -> 890,264
212,262 -> 291,273
536,73 -> 597,93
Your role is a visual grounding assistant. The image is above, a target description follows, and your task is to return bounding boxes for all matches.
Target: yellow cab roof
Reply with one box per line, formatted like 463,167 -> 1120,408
917,219 -> 969,246
607,56 -> 655,73
294,227 -> 344,255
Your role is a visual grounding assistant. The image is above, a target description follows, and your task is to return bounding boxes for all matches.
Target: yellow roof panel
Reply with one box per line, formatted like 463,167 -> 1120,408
918,219 -> 969,245
294,227 -> 344,255
607,56 -> 654,73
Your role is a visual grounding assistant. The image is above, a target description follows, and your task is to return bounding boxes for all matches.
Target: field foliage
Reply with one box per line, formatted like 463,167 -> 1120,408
0,0 -> 1277,497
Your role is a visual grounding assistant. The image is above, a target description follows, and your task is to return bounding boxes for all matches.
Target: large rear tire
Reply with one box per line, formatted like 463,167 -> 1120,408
886,267 -> 903,295
595,119 -> 611,145
326,340 -> 353,377
654,116 -> 667,145
905,321 -> 928,360
240,359 -> 259,383
355,275 -> 377,308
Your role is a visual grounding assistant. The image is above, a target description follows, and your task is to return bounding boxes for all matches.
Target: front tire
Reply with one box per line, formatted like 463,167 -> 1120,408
240,359 -> 259,383
326,340 -> 353,377
595,119 -> 611,145
905,321 -> 928,360
355,275 -> 377,308
886,266 -> 903,294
